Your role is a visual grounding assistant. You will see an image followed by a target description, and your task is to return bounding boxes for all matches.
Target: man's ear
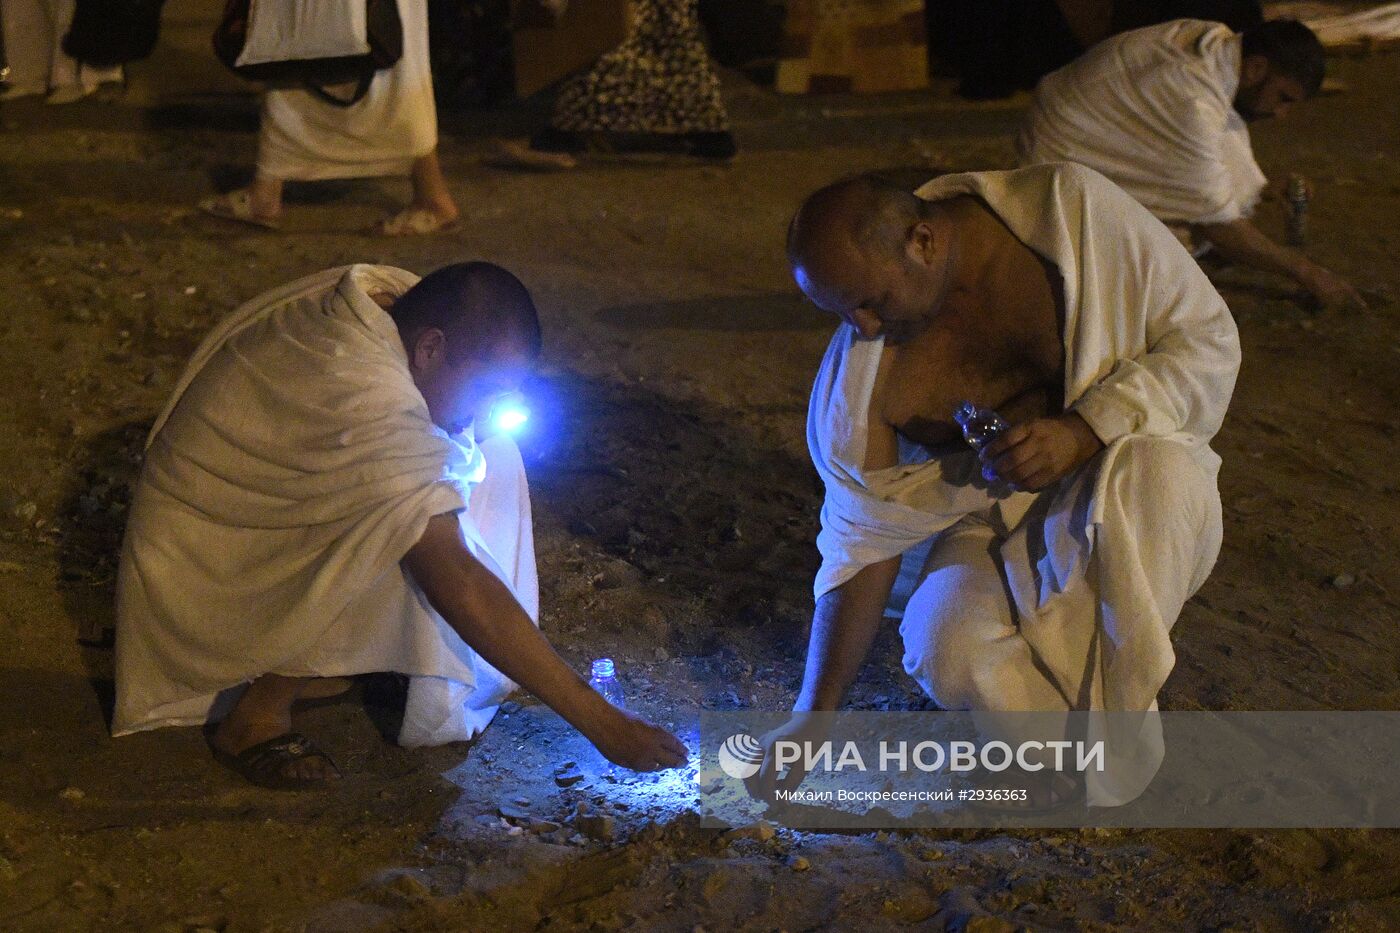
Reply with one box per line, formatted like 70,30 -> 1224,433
411,327 -> 448,373
1241,54 -> 1270,88
907,220 -> 938,267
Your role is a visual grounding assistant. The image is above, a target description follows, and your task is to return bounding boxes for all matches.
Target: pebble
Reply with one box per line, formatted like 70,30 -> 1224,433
593,558 -> 645,590
497,803 -> 531,822
574,814 -> 617,843
725,821 -> 776,843
1329,573 -> 1356,589
59,786 -> 85,802
789,855 -> 811,872
388,873 -> 431,901
554,762 -> 585,788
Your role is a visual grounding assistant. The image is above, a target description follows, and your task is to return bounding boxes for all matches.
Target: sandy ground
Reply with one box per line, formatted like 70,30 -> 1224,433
2,44 -> 1400,933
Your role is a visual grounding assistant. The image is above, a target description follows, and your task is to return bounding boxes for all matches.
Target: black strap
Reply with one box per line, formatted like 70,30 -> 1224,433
304,69 -> 375,108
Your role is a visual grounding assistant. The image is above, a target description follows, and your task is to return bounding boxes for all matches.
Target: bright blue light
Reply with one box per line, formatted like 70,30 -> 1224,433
490,398 -> 530,434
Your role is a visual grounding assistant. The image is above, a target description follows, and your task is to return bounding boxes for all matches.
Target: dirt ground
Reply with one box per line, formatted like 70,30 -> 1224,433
2,40 -> 1400,933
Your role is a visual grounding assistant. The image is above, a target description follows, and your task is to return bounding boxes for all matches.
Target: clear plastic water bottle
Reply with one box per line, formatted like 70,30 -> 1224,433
588,659 -> 625,778
952,401 -> 1008,483
589,658 -> 625,709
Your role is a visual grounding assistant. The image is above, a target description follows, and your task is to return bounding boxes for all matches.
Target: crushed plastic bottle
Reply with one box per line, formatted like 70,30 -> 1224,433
952,400 -> 1008,483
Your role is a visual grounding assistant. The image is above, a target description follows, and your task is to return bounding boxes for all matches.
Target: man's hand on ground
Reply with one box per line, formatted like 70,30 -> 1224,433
586,707 -> 688,772
1297,261 -> 1367,311
981,412 -> 1104,491
744,712 -> 834,803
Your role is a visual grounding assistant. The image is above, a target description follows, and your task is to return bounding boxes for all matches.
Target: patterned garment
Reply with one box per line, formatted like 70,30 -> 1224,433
550,0 -> 730,134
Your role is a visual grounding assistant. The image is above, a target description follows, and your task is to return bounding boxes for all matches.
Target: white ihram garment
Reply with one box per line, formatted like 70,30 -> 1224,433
806,165 -> 1241,804
256,0 -> 437,181
1017,19 -> 1266,227
0,0 -> 122,97
113,264 -> 538,748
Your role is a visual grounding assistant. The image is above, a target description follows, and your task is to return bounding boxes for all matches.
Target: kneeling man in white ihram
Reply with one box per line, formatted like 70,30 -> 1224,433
114,262 -> 685,788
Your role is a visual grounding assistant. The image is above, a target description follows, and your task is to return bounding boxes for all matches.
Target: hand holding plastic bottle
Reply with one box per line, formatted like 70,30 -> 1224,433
979,412 -> 1104,491
583,658 -> 687,771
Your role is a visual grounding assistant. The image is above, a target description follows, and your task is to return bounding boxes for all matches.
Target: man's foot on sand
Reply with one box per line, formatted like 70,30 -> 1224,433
376,206 -> 459,237
297,676 -> 354,702
482,139 -> 579,172
213,732 -> 342,790
198,189 -> 281,230
212,717 -> 340,788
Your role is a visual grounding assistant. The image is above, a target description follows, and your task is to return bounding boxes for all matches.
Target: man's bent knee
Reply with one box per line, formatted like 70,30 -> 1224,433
901,613 -> 983,710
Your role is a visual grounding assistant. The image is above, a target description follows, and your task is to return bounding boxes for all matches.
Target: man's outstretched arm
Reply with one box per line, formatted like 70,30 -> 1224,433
747,556 -> 900,800
404,513 -> 686,771
1196,217 -> 1365,310
795,557 -> 902,712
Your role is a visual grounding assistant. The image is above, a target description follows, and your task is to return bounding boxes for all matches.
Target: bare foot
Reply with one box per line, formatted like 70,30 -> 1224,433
298,676 -> 354,702
377,206 -> 460,236
213,717 -> 340,786
212,674 -> 340,785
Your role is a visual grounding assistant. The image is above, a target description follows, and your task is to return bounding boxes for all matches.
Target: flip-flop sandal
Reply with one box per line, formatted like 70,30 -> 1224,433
213,732 -> 341,790
376,207 -> 460,237
198,189 -> 281,230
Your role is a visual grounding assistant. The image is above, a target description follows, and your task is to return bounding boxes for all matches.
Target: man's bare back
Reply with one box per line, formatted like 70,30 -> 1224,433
866,196 -> 1067,470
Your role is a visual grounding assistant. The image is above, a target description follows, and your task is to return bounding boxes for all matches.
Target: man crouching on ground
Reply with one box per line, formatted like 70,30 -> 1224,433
113,262 -> 685,788
752,165 -> 1240,809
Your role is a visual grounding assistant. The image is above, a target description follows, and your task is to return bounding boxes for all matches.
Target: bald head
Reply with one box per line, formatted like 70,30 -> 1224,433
787,174 -> 930,277
786,175 -> 956,343
391,262 -> 541,363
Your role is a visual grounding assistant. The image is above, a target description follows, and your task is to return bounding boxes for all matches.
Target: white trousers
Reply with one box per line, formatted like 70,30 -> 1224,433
1,0 -> 120,94
901,436 -> 1220,712
898,437 -> 1223,804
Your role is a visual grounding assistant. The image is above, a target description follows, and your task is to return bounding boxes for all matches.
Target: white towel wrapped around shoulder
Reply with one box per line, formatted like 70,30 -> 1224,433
1018,20 -> 1266,226
114,264 -> 538,746
808,164 -> 1240,605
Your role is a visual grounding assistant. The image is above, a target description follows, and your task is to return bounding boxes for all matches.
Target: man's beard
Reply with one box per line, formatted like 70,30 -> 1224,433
1234,88 -> 1263,122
